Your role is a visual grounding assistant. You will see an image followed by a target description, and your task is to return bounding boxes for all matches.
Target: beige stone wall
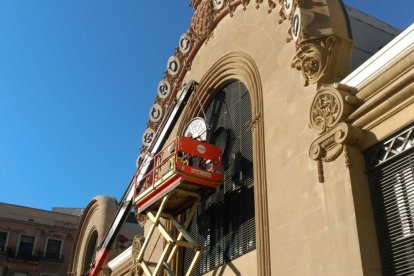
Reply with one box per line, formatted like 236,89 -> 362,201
68,2 -> 414,275
173,3 -> 376,276
110,2 -> 414,276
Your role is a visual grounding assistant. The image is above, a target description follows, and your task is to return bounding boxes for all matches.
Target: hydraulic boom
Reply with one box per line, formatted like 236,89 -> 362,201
87,81 -> 198,276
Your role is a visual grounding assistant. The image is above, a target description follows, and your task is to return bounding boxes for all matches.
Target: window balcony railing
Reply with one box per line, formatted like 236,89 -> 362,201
6,248 -> 63,263
43,253 -> 64,262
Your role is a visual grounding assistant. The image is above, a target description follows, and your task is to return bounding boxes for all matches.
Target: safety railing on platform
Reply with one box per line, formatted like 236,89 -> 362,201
134,136 -> 223,212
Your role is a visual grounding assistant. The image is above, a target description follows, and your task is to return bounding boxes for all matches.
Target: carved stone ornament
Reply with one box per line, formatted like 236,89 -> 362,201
167,55 -> 181,76
212,0 -> 225,10
129,235 -> 145,276
149,103 -> 163,123
282,0 -> 294,17
135,153 -> 145,169
179,32 -> 192,54
277,0 -> 297,23
309,84 -> 363,182
157,79 -> 171,99
276,0 -> 353,87
309,123 -> 363,182
142,128 -> 155,147
133,196 -> 148,228
267,0 -> 277,13
191,0 -> 215,40
292,36 -> 335,86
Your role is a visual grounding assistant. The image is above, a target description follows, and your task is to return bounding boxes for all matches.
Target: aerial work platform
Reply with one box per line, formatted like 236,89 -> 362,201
133,136 -> 223,276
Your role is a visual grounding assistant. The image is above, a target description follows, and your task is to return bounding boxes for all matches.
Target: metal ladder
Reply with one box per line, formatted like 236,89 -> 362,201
135,189 -> 202,276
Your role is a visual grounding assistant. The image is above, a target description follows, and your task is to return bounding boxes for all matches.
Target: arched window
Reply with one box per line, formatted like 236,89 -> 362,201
82,231 -> 98,275
183,81 -> 255,275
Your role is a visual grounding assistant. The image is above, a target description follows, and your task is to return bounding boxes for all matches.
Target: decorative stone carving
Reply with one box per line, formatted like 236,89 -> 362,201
242,0 -> 250,10
133,196 -> 148,227
149,103 -> 163,123
212,0 -> 225,10
255,0 -> 264,9
191,0 -> 215,40
292,36 -> 335,86
309,123 -> 363,182
142,128 -> 155,147
157,79 -> 171,99
277,0 -> 297,23
282,0 -> 294,17
309,84 -> 363,182
135,213 -> 148,228
276,0 -> 353,87
167,55 -> 181,76
309,83 -> 354,134
179,33 -> 192,54
130,235 -> 145,276
310,90 -> 340,133
267,0 -> 277,13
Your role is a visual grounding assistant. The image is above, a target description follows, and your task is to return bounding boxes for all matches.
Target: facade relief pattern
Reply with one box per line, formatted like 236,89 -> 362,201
308,84 -> 364,182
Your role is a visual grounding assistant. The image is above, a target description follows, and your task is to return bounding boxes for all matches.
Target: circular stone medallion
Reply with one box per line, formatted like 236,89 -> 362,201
167,56 -> 180,76
157,79 -> 171,99
283,0 -> 293,16
142,128 -> 155,147
291,8 -> 301,41
212,0 -> 224,10
179,33 -> 191,54
149,103 -> 163,123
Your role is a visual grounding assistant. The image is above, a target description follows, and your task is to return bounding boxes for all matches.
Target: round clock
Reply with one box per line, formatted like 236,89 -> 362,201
183,117 -> 208,141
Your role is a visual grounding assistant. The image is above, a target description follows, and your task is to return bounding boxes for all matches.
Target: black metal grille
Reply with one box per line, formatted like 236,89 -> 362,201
365,123 -> 414,276
183,81 -> 255,275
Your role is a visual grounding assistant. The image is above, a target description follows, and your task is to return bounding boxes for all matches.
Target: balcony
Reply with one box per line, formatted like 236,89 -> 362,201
42,252 -> 64,263
6,248 -> 63,264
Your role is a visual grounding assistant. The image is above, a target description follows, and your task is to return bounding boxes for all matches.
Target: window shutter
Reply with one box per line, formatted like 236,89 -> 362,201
183,81 -> 256,275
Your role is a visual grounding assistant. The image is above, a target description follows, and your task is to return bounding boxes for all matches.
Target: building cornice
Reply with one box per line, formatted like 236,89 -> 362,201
340,24 -> 414,148
0,217 -> 77,232
341,24 -> 413,91
107,246 -> 132,272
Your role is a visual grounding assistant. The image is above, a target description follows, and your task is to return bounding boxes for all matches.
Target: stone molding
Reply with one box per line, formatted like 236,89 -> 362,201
342,48 -> 414,149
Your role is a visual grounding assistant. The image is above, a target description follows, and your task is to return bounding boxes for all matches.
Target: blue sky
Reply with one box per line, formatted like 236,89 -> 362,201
0,1 -> 412,211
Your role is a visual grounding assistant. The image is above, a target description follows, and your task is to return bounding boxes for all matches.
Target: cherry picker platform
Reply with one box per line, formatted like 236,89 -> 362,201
133,136 -> 223,276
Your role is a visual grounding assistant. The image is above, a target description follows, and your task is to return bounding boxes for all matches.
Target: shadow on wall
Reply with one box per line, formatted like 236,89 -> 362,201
212,260 -> 241,276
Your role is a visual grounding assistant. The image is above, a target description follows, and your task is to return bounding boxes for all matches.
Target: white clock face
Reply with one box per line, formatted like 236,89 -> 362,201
183,117 -> 208,141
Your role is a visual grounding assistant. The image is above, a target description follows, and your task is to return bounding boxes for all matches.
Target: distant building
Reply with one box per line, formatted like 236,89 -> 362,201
0,202 -> 80,276
51,208 -> 84,217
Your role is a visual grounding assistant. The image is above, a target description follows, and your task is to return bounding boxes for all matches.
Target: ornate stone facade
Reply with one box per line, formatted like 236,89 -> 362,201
137,0 -> 352,161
